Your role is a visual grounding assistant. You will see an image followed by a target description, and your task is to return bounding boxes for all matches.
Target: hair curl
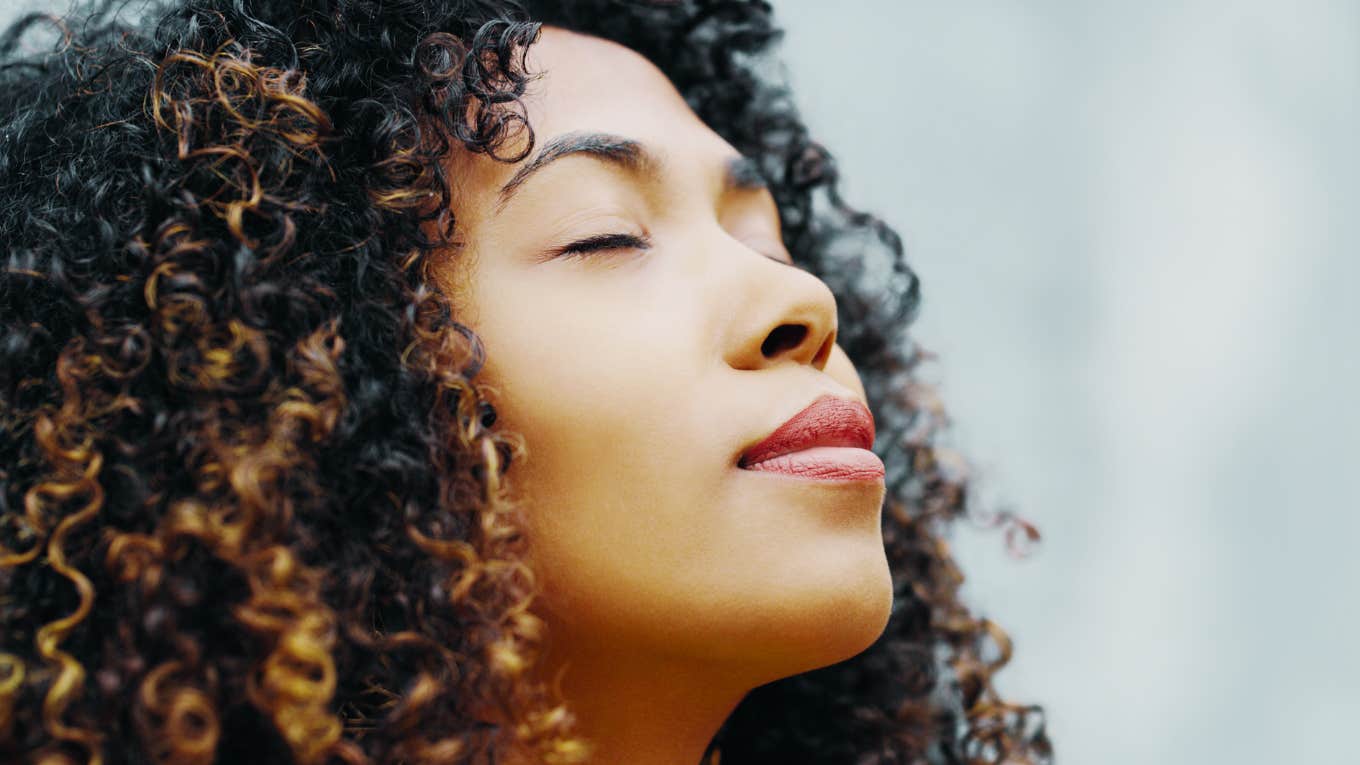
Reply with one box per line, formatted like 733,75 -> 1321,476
0,1 -> 1052,763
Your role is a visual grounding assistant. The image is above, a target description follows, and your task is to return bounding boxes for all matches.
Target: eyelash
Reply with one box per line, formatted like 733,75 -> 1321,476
549,231 -> 796,268
553,232 -> 652,259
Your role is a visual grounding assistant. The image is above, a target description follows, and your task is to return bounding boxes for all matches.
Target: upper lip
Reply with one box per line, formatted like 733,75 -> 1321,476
738,394 -> 876,467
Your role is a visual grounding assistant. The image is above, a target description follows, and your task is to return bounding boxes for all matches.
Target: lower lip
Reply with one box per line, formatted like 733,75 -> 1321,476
740,446 -> 886,482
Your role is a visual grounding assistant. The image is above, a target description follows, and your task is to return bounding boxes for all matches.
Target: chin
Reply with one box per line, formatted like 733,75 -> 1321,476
743,548 -> 895,682
815,553 -> 895,666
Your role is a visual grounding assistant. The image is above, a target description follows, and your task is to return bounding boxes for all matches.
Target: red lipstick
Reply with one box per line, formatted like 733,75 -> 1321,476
739,395 -> 885,482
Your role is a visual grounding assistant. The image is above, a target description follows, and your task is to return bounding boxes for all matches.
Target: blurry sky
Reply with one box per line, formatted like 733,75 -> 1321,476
2,0 -> 1356,762
774,2 -> 1359,763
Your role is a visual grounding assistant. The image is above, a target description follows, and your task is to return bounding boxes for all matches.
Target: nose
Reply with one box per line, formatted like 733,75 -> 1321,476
722,250 -> 839,372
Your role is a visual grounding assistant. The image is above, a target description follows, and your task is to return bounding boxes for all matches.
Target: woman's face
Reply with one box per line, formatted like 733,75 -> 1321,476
436,27 -> 892,683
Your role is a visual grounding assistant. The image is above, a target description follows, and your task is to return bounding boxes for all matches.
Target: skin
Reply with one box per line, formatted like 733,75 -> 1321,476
434,26 -> 893,764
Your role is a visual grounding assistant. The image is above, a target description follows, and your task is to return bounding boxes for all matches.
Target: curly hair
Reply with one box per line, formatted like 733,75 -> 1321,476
0,0 -> 1053,762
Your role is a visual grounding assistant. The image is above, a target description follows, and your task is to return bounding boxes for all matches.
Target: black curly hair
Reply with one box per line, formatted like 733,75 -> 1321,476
0,0 -> 1052,762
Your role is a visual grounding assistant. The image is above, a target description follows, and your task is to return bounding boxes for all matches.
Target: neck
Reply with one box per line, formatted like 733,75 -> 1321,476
509,635 -> 754,765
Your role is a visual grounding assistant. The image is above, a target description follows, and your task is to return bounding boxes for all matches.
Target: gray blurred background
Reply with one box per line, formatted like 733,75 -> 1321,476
774,2 -> 1359,764
3,0 -> 1356,762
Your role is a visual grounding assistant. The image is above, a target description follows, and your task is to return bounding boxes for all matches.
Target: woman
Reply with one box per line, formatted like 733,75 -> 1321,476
0,0 -> 1051,762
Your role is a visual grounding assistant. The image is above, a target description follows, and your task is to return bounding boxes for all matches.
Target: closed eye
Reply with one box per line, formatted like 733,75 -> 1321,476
553,232 -> 653,259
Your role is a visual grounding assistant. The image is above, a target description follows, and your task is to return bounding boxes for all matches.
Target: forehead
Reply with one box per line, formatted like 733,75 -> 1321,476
521,25 -> 717,149
447,25 -> 734,208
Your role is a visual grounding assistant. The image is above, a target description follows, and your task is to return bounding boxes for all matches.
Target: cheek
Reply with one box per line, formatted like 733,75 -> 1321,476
468,278 -> 726,622
474,276 -> 693,465
468,271 -> 712,525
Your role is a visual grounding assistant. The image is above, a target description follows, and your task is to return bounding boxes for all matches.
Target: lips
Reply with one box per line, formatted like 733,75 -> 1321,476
739,394 -> 877,468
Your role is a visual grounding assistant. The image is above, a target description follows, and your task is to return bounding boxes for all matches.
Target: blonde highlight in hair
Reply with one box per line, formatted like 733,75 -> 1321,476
1,1 -> 1049,763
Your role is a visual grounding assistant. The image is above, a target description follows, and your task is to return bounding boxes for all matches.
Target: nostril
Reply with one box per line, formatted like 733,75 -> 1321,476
761,324 -> 807,358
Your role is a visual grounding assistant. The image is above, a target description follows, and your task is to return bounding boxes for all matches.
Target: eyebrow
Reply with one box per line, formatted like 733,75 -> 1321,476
494,130 -> 768,212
